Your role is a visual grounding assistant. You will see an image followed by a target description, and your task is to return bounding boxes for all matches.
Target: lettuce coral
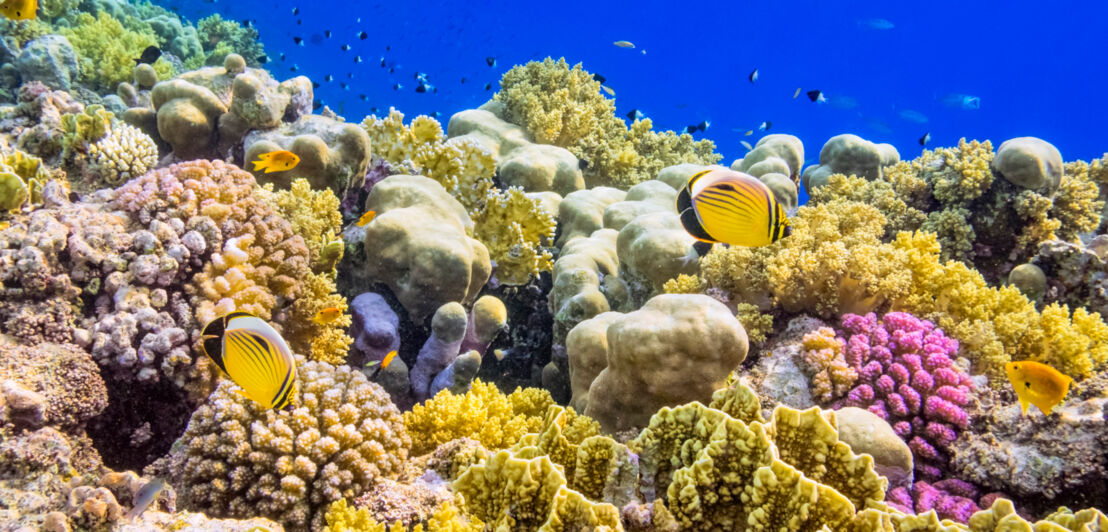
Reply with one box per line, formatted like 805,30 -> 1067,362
60,12 -> 175,92
404,380 -> 555,455
495,57 -> 719,188
0,149 -> 52,211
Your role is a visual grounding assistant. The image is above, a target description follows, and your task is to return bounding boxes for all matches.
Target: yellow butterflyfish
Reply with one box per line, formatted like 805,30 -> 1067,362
200,311 -> 298,411
1005,360 -> 1072,416
251,150 -> 300,173
676,168 -> 791,248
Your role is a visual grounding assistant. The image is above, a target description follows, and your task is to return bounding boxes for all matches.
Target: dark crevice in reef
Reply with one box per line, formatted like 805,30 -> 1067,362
86,375 -> 193,472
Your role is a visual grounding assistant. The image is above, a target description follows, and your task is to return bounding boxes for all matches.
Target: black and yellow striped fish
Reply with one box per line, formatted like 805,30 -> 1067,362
200,311 -> 298,411
676,168 -> 791,248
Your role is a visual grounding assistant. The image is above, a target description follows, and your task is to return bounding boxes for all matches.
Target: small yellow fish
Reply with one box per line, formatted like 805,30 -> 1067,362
355,210 -> 377,227
744,130 -> 753,136
0,0 -> 36,20
740,140 -> 754,151
793,87 -> 802,99
601,85 -> 615,97
312,307 -> 342,325
1006,360 -> 1072,416
252,150 -> 300,173
366,350 -> 399,379
613,40 -> 635,49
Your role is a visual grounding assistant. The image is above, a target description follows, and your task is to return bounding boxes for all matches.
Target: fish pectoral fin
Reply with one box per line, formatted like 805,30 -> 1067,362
1016,394 -> 1031,415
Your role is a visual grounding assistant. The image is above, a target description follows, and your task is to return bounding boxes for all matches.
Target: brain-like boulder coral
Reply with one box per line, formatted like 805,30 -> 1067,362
733,133 -> 805,184
803,133 -> 900,190
151,79 -> 227,160
163,361 -> 410,532
244,114 -> 370,195
361,175 -> 491,321
992,136 -> 1064,191
582,294 -> 750,432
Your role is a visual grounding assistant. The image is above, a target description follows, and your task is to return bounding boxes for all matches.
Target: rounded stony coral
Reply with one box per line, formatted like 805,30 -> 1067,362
169,360 -> 410,532
87,122 -> 159,185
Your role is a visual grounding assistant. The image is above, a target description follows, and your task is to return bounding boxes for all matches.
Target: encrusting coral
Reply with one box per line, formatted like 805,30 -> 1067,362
494,57 -> 720,188
158,360 -> 410,532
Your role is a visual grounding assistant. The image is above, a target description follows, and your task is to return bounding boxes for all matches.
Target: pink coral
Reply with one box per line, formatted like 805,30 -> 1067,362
832,312 -> 974,481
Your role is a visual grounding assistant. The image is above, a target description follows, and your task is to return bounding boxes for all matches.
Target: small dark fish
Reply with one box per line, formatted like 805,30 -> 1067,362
358,31 -> 368,40
134,46 -> 161,65
919,132 -> 931,146
626,109 -> 644,121
806,89 -> 826,103
379,56 -> 386,67
293,36 -> 304,46
484,82 -> 492,91
324,74 -> 333,82
290,64 -> 300,72
297,19 -> 302,25
313,100 -> 322,110
370,107 -> 380,114
388,67 -> 394,74
578,158 -> 589,170
414,72 -> 427,81
684,120 -> 710,134
430,111 -> 442,118
354,55 -> 363,63
341,82 -> 349,90
324,30 -> 332,38
748,69 -> 758,83
393,82 -> 402,90
486,56 -> 497,67
347,72 -> 353,78
312,81 -> 320,89
341,44 -> 351,51
386,45 -> 391,51
292,7 -> 299,15
593,73 -> 607,84
241,19 -> 252,28
257,55 -> 268,64
757,121 -> 772,132
359,94 -> 368,101
460,77 -> 467,84
279,53 -> 286,61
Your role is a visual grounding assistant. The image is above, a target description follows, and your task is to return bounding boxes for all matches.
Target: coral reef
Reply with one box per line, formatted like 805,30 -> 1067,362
495,57 -> 719,188
404,380 -> 554,455
59,12 -> 174,92
159,361 -> 409,532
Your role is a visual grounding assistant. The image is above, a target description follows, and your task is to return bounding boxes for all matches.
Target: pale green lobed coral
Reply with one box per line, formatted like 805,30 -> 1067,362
59,12 -> 176,93
494,57 -> 720,188
195,14 -> 267,69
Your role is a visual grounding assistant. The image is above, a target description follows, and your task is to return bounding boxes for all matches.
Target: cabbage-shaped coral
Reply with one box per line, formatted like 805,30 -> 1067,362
0,150 -> 52,211
404,380 -> 554,455
361,108 -> 496,212
472,186 -> 556,285
163,361 -> 410,532
60,12 -> 174,92
495,58 -> 719,188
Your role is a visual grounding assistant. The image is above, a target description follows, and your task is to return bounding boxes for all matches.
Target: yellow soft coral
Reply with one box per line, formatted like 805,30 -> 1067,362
472,187 -> 556,285
495,58 -> 719,188
361,108 -> 495,211
60,12 -> 174,92
259,179 -> 343,269
800,327 -> 859,403
1053,161 -> 1105,241
809,173 -> 926,238
323,498 -> 483,532
404,380 -> 554,455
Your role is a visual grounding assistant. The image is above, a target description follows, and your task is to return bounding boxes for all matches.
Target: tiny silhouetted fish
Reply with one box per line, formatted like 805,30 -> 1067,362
324,29 -> 332,38
341,82 -> 349,90
484,82 -> 492,90
806,89 -> 826,103
279,53 -> 286,61
242,19 -> 252,28
486,56 -> 497,67
593,73 -> 607,84
313,100 -> 322,110
415,83 -> 426,93
460,77 -> 467,84
919,132 -> 931,146
290,64 -> 299,71
293,36 -> 304,46
342,44 -> 351,51
292,6 -> 299,15
626,109 -> 644,121
748,69 -> 758,83
431,111 -> 442,118
379,56 -> 386,67
386,45 -> 391,51
359,94 -> 368,101
324,74 -> 333,82
359,31 -> 368,40
354,55 -> 363,63
684,120 -> 709,134
257,55 -> 268,64
388,67 -> 394,73
578,158 -> 589,170
757,120 -> 771,132
393,82 -> 402,90
312,81 -> 320,88
134,46 -> 161,65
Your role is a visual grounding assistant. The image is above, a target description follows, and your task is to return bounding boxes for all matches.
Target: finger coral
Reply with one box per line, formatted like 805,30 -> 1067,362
404,380 -> 554,455
162,361 -> 410,532
86,122 -> 159,186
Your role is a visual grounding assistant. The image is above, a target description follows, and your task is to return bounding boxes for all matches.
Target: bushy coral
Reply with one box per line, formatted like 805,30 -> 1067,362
60,12 -> 175,92
361,108 -> 496,212
828,312 -> 973,481
404,380 -> 554,455
86,122 -> 159,185
163,361 -> 410,532
472,186 -> 556,285
495,58 -> 719,188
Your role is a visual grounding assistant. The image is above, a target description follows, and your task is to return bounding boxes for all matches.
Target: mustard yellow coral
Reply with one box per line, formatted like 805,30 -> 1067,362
495,58 -> 719,188
800,327 -> 859,403
404,380 -> 554,455
472,187 -> 556,285
323,498 -> 483,532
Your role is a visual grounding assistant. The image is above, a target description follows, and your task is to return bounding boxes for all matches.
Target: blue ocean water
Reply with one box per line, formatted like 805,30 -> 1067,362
166,0 -> 1107,202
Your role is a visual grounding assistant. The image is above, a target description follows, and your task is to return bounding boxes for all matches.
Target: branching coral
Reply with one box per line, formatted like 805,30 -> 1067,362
404,380 -> 554,455
163,361 -> 410,532
472,186 -> 556,285
495,58 -> 719,188
86,122 -> 159,185
800,326 -> 859,403
60,12 -> 174,92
